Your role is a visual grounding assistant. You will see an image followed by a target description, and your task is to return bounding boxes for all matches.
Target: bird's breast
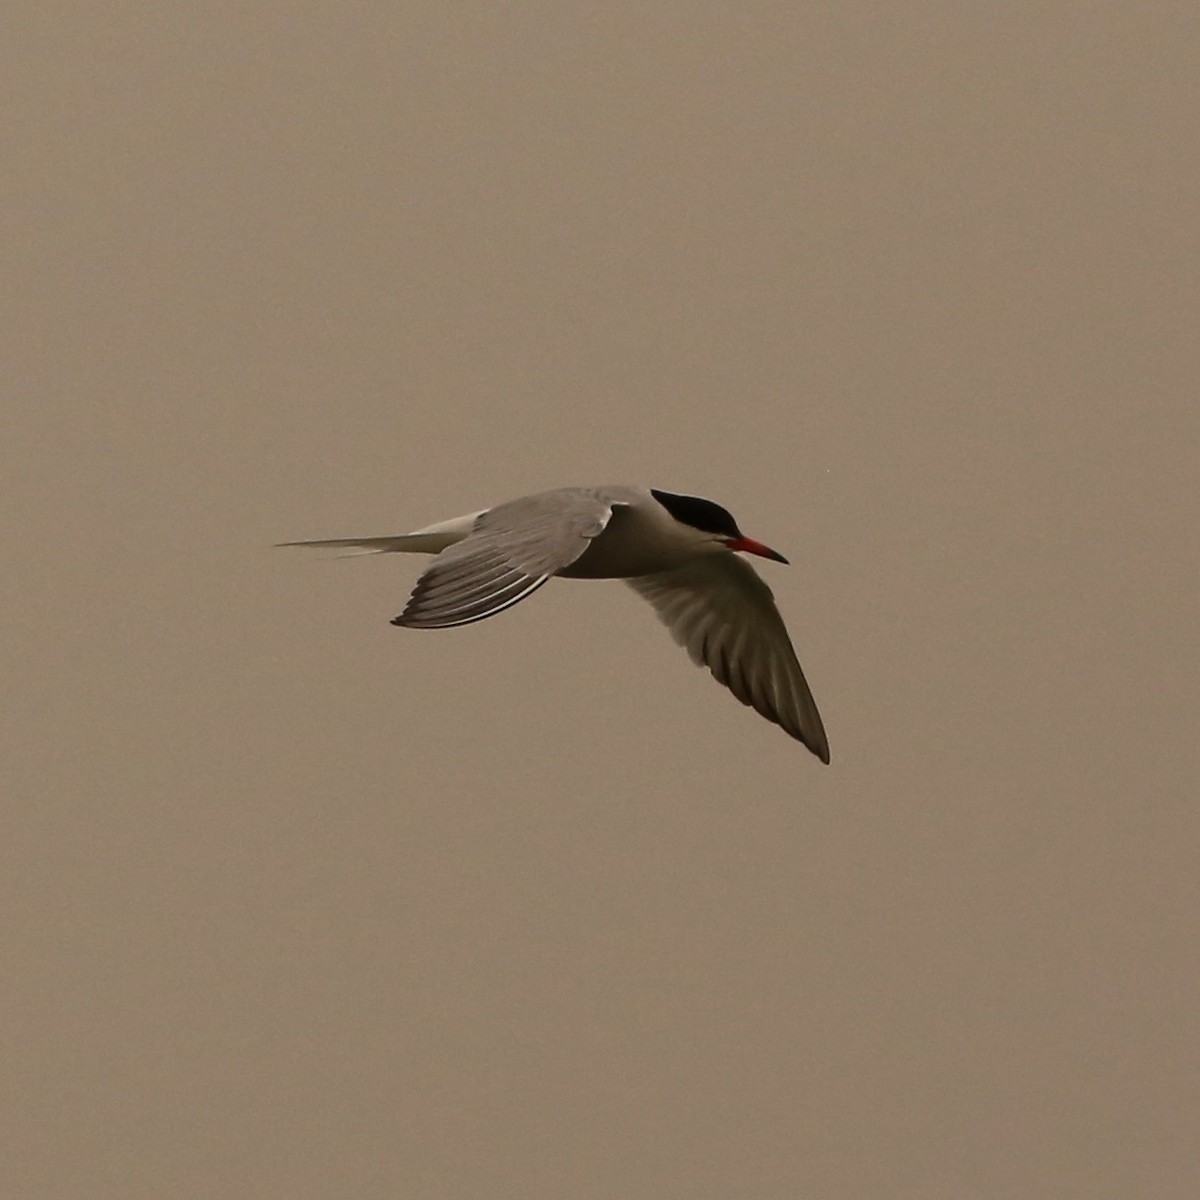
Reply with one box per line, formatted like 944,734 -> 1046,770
557,502 -> 709,579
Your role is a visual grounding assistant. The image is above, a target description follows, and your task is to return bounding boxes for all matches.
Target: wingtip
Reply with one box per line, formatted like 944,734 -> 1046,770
797,731 -> 830,764
806,728 -> 831,764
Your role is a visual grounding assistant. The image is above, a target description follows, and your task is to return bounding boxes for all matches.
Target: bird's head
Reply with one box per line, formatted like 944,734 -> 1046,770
650,489 -> 789,563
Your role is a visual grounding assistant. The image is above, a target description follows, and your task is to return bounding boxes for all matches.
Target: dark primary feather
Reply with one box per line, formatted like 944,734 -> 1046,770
627,555 -> 830,762
392,490 -> 616,630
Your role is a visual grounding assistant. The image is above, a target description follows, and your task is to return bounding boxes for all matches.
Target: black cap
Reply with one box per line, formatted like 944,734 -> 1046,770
650,489 -> 742,539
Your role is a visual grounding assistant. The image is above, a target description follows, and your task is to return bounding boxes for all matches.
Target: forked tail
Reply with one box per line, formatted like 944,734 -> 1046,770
276,509 -> 484,557
275,535 -> 446,557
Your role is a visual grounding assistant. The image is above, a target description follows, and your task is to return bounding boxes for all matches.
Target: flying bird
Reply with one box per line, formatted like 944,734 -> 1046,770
280,486 -> 829,761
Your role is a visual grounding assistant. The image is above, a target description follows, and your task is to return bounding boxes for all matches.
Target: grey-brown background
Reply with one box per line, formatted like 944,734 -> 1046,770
6,4 -> 1197,1197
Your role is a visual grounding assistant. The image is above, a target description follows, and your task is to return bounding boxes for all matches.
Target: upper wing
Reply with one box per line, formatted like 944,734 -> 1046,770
392,491 -> 618,629
626,555 -> 830,762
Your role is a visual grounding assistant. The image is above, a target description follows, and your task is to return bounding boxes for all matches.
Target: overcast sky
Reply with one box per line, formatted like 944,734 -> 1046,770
6,4 -> 1197,1197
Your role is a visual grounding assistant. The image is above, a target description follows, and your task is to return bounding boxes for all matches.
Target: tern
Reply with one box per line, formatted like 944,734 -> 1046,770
280,486 -> 829,761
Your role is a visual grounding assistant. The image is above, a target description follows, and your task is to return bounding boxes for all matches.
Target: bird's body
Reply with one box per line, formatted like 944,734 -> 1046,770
280,485 -> 830,762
